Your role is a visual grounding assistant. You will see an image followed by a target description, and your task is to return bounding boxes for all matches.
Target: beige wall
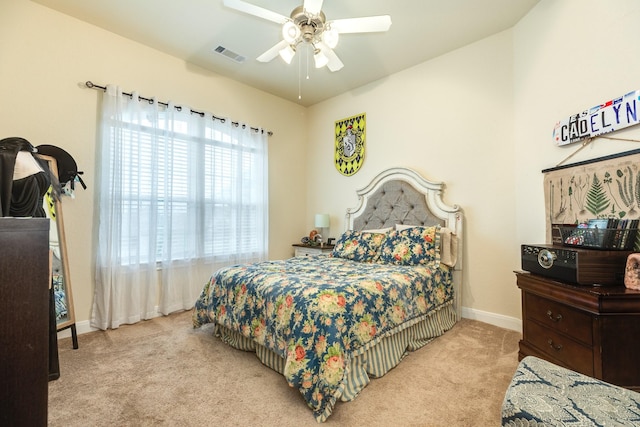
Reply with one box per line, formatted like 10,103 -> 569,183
307,31 -> 519,325
307,0 -> 640,328
514,0 -> 640,244
4,0 -> 640,332
0,0 -> 308,325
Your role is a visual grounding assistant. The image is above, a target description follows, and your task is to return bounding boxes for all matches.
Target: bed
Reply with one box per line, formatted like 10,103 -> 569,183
192,167 -> 463,422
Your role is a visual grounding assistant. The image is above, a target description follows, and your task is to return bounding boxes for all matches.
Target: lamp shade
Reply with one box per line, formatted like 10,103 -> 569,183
314,214 -> 330,228
322,29 -> 339,49
313,50 -> 329,68
278,45 -> 296,64
282,21 -> 300,44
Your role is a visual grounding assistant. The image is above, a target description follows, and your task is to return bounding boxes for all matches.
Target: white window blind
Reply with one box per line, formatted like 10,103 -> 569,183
96,86 -> 268,267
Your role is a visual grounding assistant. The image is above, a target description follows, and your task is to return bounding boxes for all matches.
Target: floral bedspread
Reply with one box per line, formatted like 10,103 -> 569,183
192,255 -> 453,421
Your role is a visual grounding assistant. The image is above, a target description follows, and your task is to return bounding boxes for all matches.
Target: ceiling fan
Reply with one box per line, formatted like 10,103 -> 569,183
223,0 -> 392,72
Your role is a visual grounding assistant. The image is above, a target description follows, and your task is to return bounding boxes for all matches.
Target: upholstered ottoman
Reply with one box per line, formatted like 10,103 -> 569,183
502,356 -> 640,426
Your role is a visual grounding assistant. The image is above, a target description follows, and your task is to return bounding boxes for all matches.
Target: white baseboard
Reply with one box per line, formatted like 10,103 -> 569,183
461,307 -> 522,332
56,319 -> 97,339
56,308 -> 166,339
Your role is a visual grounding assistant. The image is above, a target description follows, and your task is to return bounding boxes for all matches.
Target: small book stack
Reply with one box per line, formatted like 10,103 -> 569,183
603,218 -> 639,250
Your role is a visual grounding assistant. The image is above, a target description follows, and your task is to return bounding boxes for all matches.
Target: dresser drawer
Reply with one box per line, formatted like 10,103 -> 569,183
517,271 -> 640,390
526,320 -> 594,376
524,292 -> 593,346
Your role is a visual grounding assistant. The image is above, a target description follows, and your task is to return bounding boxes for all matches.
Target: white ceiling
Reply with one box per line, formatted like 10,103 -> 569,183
31,0 -> 540,107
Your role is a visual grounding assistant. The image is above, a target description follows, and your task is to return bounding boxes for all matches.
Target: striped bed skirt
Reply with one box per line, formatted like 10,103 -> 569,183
214,300 -> 456,408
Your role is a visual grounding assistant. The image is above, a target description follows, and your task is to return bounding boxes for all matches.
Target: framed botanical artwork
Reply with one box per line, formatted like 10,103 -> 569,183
335,113 -> 366,176
543,148 -> 640,249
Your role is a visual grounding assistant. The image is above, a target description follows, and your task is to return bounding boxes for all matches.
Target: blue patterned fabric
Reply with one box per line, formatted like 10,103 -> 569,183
379,225 -> 440,265
53,272 -> 67,321
193,255 -> 453,422
331,230 -> 388,262
502,356 -> 640,426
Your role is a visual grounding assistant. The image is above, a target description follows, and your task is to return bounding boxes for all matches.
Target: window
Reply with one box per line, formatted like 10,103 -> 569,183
97,88 -> 268,267
93,84 -> 268,328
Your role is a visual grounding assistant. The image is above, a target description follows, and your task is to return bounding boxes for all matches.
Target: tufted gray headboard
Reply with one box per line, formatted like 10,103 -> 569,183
345,167 -> 463,319
352,180 -> 444,230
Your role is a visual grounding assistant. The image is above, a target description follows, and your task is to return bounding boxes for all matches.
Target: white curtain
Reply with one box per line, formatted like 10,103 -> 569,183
91,84 -> 268,330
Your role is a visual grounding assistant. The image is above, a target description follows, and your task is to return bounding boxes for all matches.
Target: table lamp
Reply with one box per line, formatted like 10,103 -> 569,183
314,213 -> 330,245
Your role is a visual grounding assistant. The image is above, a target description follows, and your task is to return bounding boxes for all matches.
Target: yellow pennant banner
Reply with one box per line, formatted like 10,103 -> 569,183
335,113 -> 366,176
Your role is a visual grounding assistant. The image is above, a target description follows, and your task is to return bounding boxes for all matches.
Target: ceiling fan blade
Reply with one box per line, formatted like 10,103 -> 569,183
257,40 -> 289,62
330,15 -> 392,34
223,0 -> 288,24
317,42 -> 343,72
303,0 -> 324,15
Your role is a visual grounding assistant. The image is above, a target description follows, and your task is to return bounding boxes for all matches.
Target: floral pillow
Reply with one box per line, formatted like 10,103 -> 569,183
379,225 -> 441,265
331,230 -> 388,262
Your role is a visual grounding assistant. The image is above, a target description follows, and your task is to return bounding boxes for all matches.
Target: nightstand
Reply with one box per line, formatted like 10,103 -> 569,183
292,244 -> 334,257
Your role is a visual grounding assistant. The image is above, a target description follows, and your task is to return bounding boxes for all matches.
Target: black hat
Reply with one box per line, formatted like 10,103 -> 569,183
0,136 -> 37,153
36,145 -> 86,189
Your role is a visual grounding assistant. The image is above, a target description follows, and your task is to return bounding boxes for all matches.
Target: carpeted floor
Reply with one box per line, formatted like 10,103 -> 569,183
48,310 -> 521,426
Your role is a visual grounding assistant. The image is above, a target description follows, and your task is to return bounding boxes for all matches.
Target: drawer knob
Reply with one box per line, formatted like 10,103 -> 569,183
546,310 -> 563,322
548,339 -> 563,351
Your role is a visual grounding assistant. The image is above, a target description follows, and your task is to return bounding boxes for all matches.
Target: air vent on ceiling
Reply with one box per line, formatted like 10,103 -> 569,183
213,45 -> 246,63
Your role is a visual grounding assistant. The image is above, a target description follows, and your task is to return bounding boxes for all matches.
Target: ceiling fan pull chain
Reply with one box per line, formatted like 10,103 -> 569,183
306,45 -> 311,80
298,51 -> 302,100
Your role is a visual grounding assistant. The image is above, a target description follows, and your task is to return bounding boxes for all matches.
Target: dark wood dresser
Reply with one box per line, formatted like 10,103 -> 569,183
516,270 -> 640,391
0,218 -> 50,426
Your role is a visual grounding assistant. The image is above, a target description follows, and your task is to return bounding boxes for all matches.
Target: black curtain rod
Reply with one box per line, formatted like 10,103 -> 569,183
542,147 -> 640,173
85,81 -> 272,136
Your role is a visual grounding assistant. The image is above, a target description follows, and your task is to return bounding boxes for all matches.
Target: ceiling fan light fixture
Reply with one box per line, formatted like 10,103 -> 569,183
322,28 -> 339,49
313,49 -> 329,68
282,21 -> 300,44
225,0 -> 392,78
278,44 -> 296,64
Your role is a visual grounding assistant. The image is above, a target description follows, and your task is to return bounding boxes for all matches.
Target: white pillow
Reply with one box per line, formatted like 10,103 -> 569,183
439,227 -> 458,267
394,223 -> 415,231
362,227 -> 393,233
